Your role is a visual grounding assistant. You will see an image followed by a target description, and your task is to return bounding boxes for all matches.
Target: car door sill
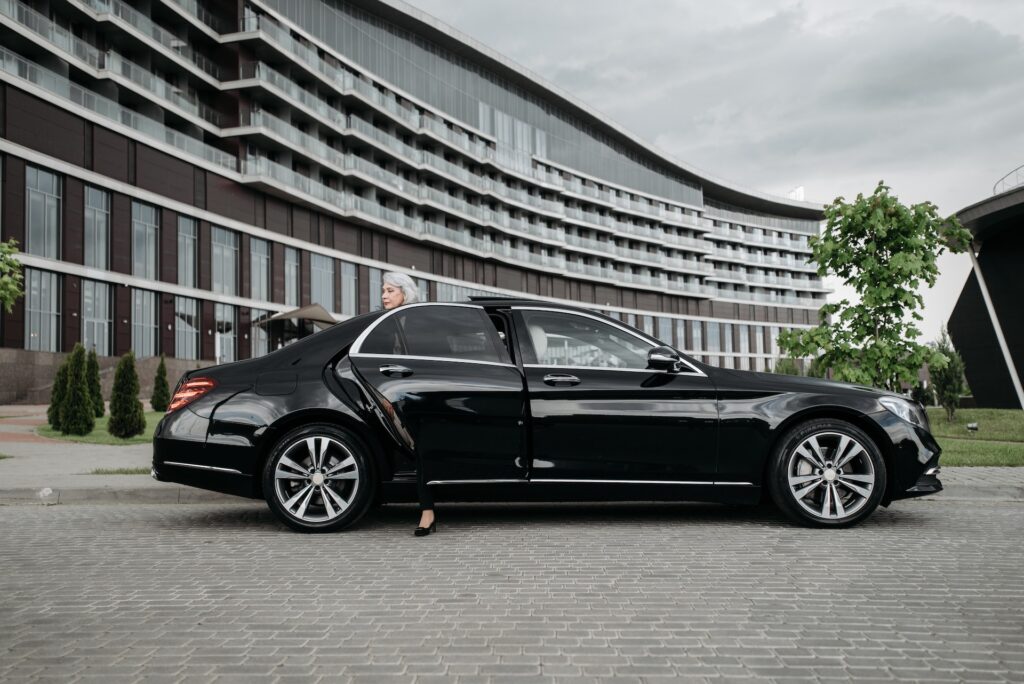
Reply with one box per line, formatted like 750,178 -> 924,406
424,478 -> 753,487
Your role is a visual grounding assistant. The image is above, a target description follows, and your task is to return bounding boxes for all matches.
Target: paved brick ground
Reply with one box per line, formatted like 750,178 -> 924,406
1,499 -> 1022,683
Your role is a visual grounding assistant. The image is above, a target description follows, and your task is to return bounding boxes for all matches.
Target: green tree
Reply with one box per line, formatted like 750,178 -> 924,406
61,343 -> 95,435
932,329 -> 966,422
151,354 -> 170,412
87,348 -> 104,417
910,382 -> 935,407
806,355 -> 829,379
108,351 -> 146,439
778,181 -> 972,391
46,361 -> 69,430
772,357 -> 801,376
0,238 -> 24,314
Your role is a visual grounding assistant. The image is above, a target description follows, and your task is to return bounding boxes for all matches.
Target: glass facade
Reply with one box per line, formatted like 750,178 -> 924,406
84,187 -> 109,270
212,227 -> 238,295
24,268 -> 60,352
215,303 -> 236,363
251,307 -> 269,357
131,289 -> 158,357
132,202 -> 159,279
368,267 -> 382,311
341,261 -> 358,316
26,166 -> 61,259
174,297 -> 199,361
284,247 -> 300,307
311,253 -> 334,311
178,217 -> 197,288
81,279 -> 111,355
251,238 -> 271,302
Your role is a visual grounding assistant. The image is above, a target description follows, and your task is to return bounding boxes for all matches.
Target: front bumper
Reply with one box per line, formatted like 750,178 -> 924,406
901,465 -> 943,499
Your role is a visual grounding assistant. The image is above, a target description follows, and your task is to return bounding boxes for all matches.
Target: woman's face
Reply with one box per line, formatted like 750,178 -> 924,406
381,283 -> 405,310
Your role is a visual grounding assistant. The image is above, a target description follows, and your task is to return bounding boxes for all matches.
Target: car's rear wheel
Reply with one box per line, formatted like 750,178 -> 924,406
768,419 -> 886,527
262,423 -> 375,533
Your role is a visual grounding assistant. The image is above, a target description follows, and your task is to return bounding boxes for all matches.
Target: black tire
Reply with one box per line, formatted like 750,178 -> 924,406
262,423 -> 376,533
768,418 -> 886,528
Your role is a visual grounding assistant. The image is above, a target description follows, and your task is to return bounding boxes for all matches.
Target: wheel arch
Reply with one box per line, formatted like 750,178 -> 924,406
253,408 -> 391,498
760,405 -> 896,505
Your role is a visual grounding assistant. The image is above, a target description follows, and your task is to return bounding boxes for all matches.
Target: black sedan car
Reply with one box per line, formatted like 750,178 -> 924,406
153,299 -> 942,531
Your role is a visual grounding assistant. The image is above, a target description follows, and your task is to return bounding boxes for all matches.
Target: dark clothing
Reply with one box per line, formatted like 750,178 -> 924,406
416,449 -> 434,511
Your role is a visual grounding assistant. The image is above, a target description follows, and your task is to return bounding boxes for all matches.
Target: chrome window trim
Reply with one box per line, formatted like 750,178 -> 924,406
513,306 -> 707,377
349,302 -> 509,365
164,461 -> 243,475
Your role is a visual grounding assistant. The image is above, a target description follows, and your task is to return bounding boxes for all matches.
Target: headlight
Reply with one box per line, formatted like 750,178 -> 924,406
879,396 -> 925,428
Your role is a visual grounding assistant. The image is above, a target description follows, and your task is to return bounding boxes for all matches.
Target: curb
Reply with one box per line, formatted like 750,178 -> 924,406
0,487 -> 254,506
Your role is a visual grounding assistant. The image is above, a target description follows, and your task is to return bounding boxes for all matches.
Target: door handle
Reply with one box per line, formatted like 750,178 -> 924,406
543,373 -> 580,387
379,364 -> 413,378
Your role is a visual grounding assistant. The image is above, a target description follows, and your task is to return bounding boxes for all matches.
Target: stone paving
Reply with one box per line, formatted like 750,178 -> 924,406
1,498 -> 1022,683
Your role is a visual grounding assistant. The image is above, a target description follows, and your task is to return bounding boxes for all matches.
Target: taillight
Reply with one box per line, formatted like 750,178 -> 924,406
167,377 -> 217,413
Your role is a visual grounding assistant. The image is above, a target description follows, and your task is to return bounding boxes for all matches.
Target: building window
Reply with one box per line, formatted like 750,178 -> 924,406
81,280 -> 111,355
707,322 -> 721,353
755,326 -> 765,355
723,323 -> 734,354
691,320 -> 703,352
656,317 -> 672,346
174,296 -> 199,360
250,238 -> 270,302
177,217 -> 197,288
26,166 -> 61,259
341,261 -> 357,316
369,268 -> 382,311
311,254 -> 334,311
24,268 -> 60,351
739,324 -> 750,355
84,187 -> 109,269
251,308 -> 269,358
215,303 -> 236,363
211,227 -> 238,295
284,247 -> 299,307
416,277 -> 429,304
132,202 -> 159,279
131,289 -> 158,358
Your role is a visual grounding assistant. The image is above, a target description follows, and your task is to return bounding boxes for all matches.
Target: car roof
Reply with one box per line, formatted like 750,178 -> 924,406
464,297 -> 602,315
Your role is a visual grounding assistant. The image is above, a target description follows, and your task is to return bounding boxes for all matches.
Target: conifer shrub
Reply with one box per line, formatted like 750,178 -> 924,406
61,343 -> 95,435
46,360 -> 69,430
87,348 -> 104,417
151,354 -> 170,412
108,351 -> 146,439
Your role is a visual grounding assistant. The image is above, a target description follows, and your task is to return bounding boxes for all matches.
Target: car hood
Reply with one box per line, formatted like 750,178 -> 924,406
708,367 -> 898,399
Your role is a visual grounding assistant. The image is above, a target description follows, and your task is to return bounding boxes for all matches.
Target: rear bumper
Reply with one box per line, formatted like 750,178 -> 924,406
152,413 -> 260,500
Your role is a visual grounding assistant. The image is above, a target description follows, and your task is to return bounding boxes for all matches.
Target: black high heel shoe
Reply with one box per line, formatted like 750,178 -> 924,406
413,521 -> 436,537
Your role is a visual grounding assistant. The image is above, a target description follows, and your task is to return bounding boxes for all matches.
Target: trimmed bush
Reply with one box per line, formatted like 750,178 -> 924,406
108,351 -> 146,439
773,357 -> 801,376
47,360 -> 69,430
933,329 -> 966,422
62,343 -> 95,435
911,382 -> 935,407
87,348 -> 104,417
151,354 -> 170,412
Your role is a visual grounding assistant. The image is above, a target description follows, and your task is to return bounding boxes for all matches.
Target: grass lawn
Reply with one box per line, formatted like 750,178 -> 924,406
37,412 -> 163,446
926,407 -> 1024,442
937,438 -> 1024,467
90,467 -> 151,475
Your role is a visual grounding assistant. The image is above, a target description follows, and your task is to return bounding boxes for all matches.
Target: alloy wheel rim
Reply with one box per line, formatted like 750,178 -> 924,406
786,431 -> 875,521
274,436 -> 360,523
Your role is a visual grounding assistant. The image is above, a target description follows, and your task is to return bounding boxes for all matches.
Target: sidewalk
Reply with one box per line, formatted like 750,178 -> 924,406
2,406 -> 1022,506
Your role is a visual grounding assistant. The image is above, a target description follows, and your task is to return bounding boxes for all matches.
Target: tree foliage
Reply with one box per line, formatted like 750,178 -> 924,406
778,181 -> 973,391
772,357 -> 801,376
108,351 -> 146,439
151,354 -> 170,412
87,348 -> 105,417
47,361 -> 69,430
0,238 -> 24,314
62,343 -> 95,435
932,329 -> 966,422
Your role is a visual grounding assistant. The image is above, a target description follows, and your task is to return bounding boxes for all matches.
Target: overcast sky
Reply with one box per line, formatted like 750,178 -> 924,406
403,0 -> 1024,342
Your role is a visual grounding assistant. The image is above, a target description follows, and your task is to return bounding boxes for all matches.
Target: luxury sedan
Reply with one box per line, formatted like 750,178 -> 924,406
152,299 -> 942,531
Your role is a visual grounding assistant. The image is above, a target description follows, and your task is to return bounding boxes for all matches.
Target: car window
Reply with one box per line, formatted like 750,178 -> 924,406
517,310 -> 652,369
359,305 -> 509,364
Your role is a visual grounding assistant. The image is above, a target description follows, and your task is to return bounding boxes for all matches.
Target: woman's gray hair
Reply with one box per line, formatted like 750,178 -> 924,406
382,271 -> 421,305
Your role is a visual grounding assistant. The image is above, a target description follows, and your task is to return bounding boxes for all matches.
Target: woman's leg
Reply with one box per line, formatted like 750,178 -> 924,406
416,451 -> 434,526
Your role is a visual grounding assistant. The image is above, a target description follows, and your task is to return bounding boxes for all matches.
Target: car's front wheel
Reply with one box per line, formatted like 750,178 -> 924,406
262,423 -> 375,532
768,419 -> 886,527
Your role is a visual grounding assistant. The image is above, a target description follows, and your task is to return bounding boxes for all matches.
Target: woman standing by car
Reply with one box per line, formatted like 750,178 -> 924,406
379,272 -> 436,537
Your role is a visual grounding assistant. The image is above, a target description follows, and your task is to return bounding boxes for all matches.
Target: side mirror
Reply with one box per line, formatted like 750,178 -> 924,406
647,345 -> 683,372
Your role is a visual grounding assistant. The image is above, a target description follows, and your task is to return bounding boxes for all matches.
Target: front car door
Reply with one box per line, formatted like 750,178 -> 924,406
512,307 -> 718,483
349,303 -> 527,483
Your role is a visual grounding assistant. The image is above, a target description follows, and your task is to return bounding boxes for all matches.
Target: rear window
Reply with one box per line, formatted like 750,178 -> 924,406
359,306 -> 509,364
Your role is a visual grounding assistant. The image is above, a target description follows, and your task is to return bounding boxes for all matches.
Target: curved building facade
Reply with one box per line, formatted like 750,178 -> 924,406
0,0 -> 825,396
948,184 -> 1024,409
